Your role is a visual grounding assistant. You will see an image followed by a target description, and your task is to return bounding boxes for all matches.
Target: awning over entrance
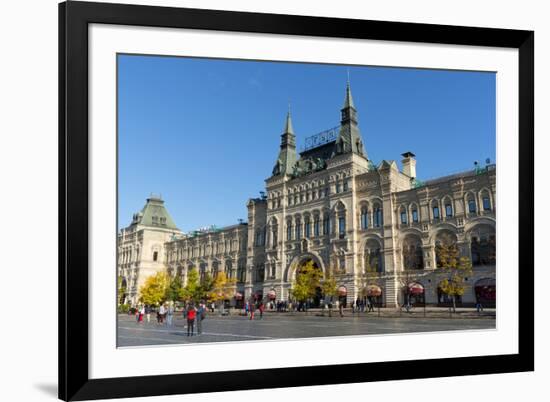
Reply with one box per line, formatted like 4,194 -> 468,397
475,278 -> 496,301
338,286 -> 347,296
366,285 -> 382,297
268,290 -> 277,300
408,282 -> 424,295
234,292 -> 243,300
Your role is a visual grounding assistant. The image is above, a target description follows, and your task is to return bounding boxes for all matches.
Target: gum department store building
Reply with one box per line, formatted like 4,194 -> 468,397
118,83 -> 496,308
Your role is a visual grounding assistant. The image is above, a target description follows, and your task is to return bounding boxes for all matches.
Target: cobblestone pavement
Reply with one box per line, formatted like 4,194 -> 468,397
117,311 -> 496,347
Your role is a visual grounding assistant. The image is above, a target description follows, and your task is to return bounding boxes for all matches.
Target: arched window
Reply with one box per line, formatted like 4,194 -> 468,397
467,194 -> 477,214
364,239 -> 384,273
314,216 -> 320,237
412,207 -> 419,223
402,235 -> 424,270
470,225 -> 496,266
400,207 -> 408,224
361,207 -> 369,229
305,218 -> 311,238
255,230 -> 263,246
256,263 -> 265,282
237,260 -> 246,283
295,220 -> 302,240
444,201 -> 453,217
338,216 -> 346,238
373,203 -> 383,227
287,223 -> 292,241
323,214 -> 330,235
225,260 -> 232,278
212,261 -> 219,278
481,190 -> 492,211
432,201 -> 440,220
199,263 -> 207,283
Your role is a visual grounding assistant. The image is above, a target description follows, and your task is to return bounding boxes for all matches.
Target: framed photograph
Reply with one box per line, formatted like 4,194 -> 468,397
59,1 -> 534,400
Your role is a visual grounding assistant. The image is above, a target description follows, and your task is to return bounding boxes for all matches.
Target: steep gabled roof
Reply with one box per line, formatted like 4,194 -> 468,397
132,196 -> 179,230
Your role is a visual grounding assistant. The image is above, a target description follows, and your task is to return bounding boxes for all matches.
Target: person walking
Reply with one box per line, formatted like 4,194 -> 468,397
245,301 -> 249,317
249,302 -> 256,320
145,305 -> 151,323
138,305 -> 145,323
186,304 -> 197,336
196,303 -> 206,335
338,300 -> 344,317
159,304 -> 166,324
476,301 -> 484,313
258,302 -> 265,319
166,303 -> 174,326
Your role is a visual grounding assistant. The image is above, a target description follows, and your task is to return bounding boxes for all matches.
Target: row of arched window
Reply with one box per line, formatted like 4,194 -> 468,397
359,204 -> 383,229
169,236 -> 245,261
361,224 -> 495,273
397,189 -> 494,225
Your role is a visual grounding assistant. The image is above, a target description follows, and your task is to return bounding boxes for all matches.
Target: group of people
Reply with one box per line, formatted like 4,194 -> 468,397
133,302 -> 206,335
244,301 -> 265,320
183,303 -> 207,336
352,297 -> 376,313
134,303 -> 175,325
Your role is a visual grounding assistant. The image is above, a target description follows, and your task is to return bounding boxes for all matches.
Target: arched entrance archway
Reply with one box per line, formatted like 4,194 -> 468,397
287,254 -> 325,308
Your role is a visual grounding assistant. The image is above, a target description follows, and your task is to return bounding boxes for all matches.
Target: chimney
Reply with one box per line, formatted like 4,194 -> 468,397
401,151 -> 416,179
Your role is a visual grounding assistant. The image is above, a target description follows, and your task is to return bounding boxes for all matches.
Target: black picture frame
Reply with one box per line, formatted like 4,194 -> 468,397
59,1 -> 534,400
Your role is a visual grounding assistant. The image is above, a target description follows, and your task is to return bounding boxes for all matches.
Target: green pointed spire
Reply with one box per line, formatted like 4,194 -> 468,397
272,108 -> 297,176
343,81 -> 355,109
284,108 -> 294,134
335,81 -> 367,159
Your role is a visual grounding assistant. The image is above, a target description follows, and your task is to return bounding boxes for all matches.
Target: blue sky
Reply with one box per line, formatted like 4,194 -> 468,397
118,54 -> 495,232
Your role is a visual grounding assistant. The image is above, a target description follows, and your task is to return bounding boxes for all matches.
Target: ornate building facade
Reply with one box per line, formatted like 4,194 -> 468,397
118,83 -> 496,308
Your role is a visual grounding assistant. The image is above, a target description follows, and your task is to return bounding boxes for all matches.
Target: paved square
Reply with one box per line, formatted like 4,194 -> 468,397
117,311 -> 496,347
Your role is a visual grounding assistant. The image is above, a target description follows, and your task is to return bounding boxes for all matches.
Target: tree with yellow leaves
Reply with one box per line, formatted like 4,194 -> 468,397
291,260 -> 323,304
438,252 -> 473,312
139,271 -> 169,306
208,271 -> 237,305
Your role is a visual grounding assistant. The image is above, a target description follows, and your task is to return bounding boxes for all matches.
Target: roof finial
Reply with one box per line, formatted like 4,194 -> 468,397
284,104 -> 294,135
343,73 -> 355,109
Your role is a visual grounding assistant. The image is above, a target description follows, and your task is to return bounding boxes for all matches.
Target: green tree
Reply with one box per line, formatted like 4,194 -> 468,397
291,260 -> 323,304
199,272 -> 214,302
165,276 -> 183,303
139,271 -> 169,306
180,268 -> 201,303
